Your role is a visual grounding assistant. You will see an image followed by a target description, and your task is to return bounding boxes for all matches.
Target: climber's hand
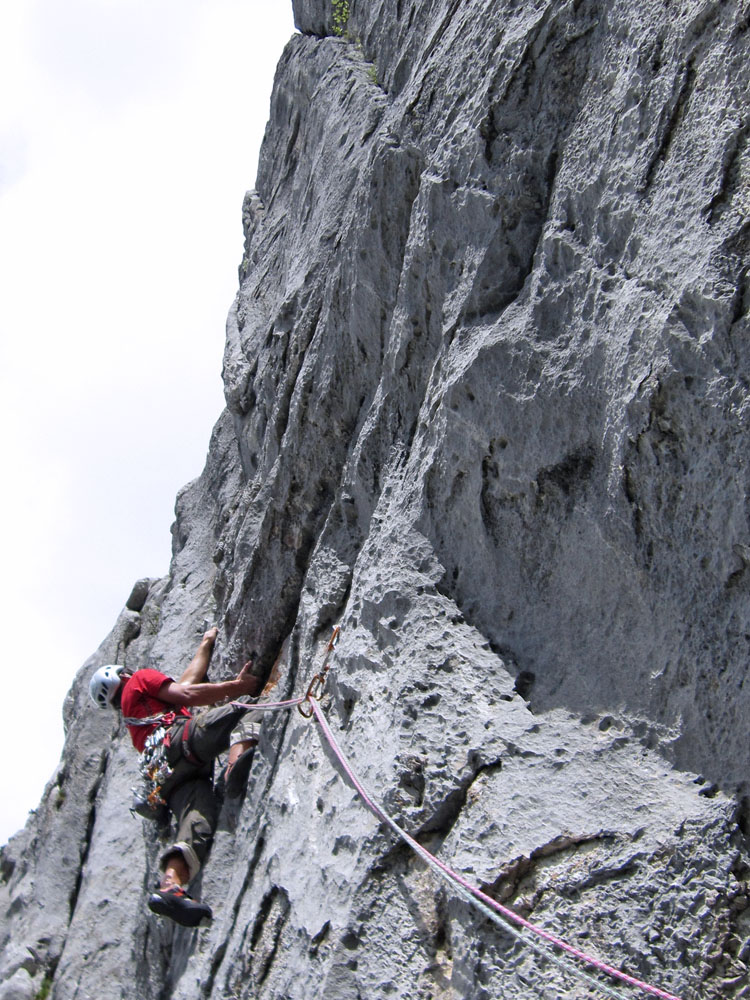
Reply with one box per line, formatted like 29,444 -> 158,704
236,661 -> 260,696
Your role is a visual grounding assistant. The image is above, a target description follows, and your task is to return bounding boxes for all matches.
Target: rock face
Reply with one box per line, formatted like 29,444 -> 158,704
2,1 -> 749,997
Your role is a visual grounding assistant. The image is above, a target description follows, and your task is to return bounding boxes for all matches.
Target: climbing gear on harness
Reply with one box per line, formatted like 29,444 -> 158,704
124,711 -> 181,819
147,885 -> 212,927
122,711 -> 178,728
89,664 -> 125,708
131,726 -> 174,820
130,790 -> 170,825
127,711 -> 207,818
298,626 -> 340,718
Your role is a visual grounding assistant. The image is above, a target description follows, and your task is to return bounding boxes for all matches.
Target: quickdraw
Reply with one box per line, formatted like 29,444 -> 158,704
298,626 -> 340,718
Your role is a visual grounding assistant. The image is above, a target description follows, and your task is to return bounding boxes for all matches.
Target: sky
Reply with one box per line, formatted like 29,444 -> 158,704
0,0 -> 296,846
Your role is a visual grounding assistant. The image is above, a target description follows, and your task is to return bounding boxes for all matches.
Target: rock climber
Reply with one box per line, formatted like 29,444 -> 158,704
89,627 -> 262,927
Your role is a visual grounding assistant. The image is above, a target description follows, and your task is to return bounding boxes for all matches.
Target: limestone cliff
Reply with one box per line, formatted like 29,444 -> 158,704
2,1 -> 749,997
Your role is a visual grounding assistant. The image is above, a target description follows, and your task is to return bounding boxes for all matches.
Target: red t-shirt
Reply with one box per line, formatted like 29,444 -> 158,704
120,668 -> 191,753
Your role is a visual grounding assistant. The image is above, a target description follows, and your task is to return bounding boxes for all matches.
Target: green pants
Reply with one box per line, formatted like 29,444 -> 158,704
159,703 -> 251,881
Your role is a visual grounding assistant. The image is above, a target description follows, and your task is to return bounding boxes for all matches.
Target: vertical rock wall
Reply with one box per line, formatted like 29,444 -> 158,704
2,1 -> 749,998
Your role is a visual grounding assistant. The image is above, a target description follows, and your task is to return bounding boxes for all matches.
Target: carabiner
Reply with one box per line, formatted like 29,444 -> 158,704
298,672 -> 325,717
298,700 -> 314,719
297,626 -> 341,718
307,672 -> 325,702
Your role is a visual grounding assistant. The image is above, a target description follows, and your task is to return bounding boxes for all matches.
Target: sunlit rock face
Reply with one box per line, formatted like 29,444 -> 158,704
2,1 -> 749,998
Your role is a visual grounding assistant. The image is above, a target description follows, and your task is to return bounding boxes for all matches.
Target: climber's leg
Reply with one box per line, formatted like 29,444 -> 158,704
160,775 -> 218,884
187,704 -> 250,762
161,853 -> 190,890
147,776 -> 217,927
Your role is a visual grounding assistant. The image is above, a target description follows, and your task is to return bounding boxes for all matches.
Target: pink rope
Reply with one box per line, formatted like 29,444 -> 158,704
226,697 -> 305,712
309,699 -> 684,1000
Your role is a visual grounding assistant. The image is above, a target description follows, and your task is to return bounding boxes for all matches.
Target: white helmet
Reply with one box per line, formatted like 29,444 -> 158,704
89,664 -> 125,709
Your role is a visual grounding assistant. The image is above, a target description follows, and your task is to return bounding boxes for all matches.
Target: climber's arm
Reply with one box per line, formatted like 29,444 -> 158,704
158,662 -> 259,707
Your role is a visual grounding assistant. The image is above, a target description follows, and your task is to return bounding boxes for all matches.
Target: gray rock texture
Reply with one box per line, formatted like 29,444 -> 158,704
2,1 -> 749,998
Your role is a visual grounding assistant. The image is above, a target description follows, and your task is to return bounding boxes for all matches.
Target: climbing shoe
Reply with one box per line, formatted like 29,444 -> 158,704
147,887 -> 212,927
223,742 -> 257,799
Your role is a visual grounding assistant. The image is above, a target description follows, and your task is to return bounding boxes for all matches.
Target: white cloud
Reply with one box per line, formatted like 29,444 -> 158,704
0,0 -> 296,844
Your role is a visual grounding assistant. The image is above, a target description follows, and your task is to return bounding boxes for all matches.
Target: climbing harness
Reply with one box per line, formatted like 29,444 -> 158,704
178,717 -> 202,765
123,711 -> 179,728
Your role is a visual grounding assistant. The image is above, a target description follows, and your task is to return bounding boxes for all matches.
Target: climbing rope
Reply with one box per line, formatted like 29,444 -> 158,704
308,697 -> 684,1000
216,628 -> 685,1000
226,695 -> 307,713
223,627 -> 341,718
